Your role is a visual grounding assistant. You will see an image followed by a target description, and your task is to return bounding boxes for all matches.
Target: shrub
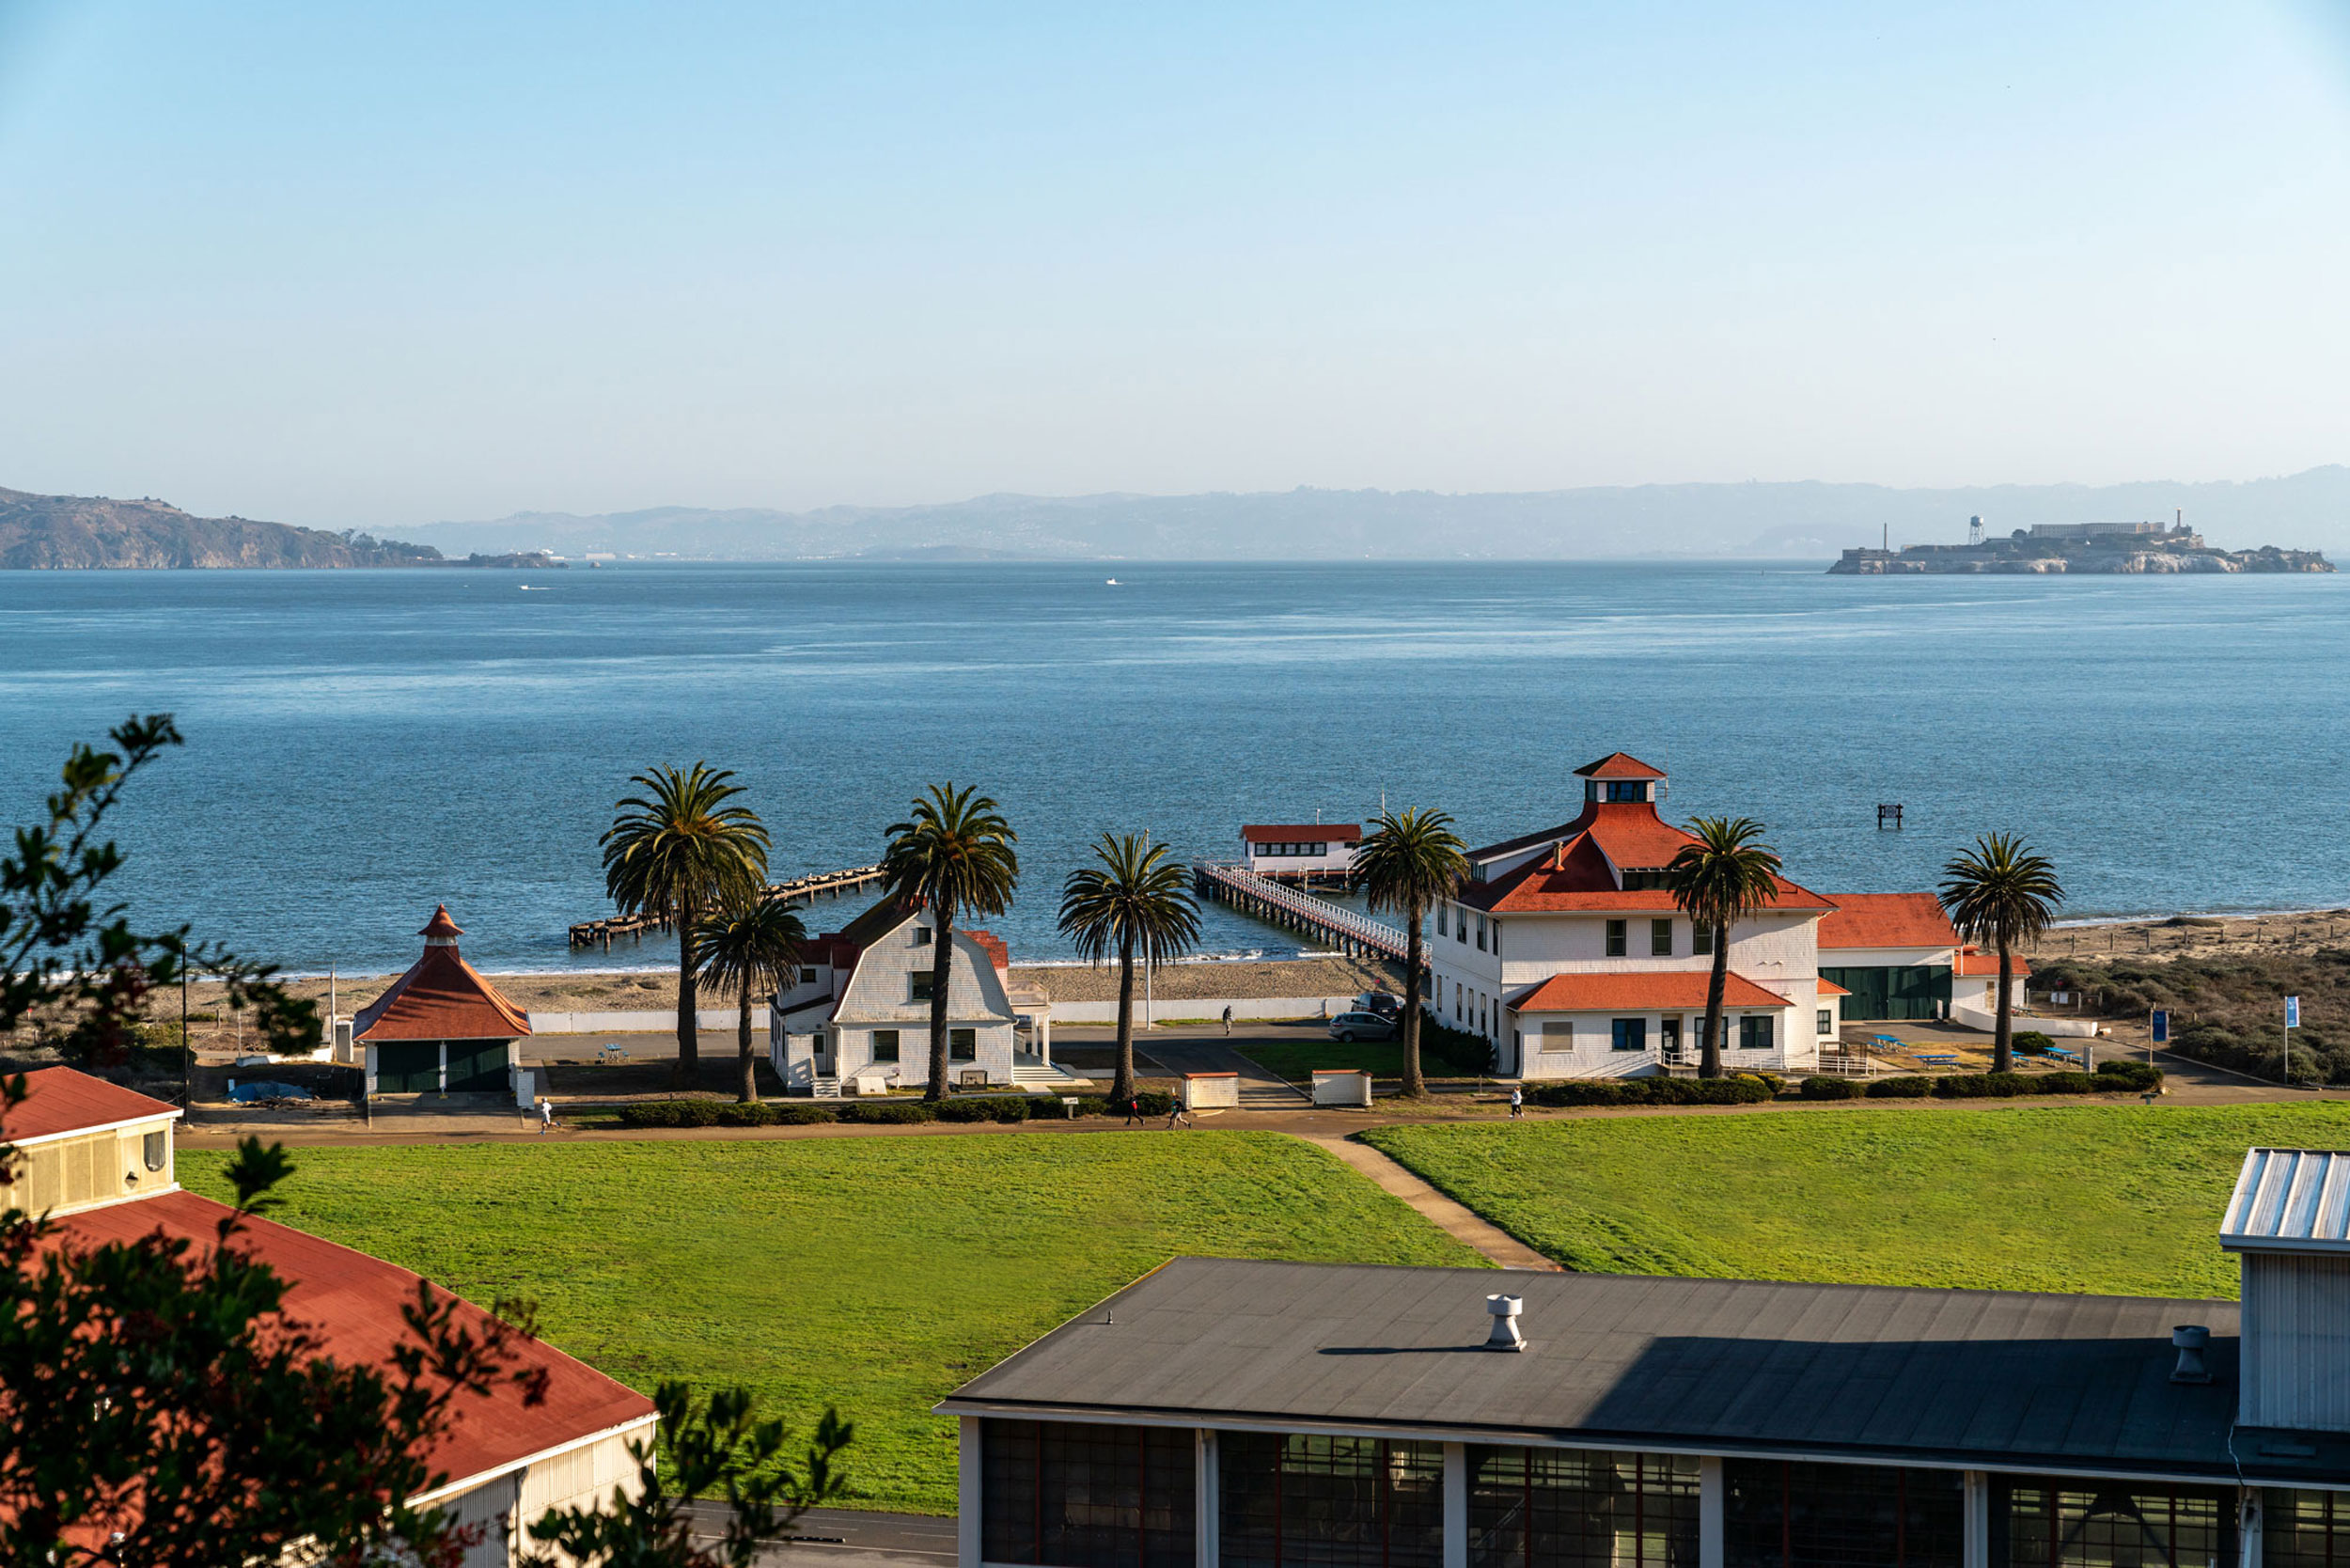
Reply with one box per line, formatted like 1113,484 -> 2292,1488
936,1097 -> 1030,1123
2033,1071 -> 2096,1095
770,1104 -> 838,1124
1417,1018 -> 1498,1075
2093,1058 -> 2163,1090
1527,1077 -> 1772,1108
1865,1075 -> 1935,1098
2011,1030 -> 2057,1057
1798,1076 -> 1866,1100
837,1100 -> 934,1124
617,1100 -> 725,1127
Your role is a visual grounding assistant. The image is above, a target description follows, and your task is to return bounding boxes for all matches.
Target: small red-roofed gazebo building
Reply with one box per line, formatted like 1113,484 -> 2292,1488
350,906 -> 534,1097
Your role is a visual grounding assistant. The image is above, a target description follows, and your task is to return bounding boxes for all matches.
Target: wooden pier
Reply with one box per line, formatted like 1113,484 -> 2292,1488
567,864 -> 889,949
1192,861 -> 1414,964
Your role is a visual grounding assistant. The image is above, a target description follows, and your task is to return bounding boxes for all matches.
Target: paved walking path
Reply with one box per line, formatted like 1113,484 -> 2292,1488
1139,1036 -> 1312,1109
1291,1133 -> 1559,1271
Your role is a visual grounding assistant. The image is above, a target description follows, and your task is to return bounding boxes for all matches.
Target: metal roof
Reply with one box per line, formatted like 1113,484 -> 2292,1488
2221,1148 -> 2350,1254
941,1258 -> 2247,1481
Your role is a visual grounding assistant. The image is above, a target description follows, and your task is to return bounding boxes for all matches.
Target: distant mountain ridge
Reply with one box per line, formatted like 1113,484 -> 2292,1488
0,487 -> 440,569
403,466 -> 2350,560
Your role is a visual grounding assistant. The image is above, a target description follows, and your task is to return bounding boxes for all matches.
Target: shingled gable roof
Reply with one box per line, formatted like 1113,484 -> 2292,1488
1458,810 -> 1831,915
1574,751 -> 1667,780
7,1067 -> 180,1144
352,906 -> 532,1043
1816,892 -> 1957,950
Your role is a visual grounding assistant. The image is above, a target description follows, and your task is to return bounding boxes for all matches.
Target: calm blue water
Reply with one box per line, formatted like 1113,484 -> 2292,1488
1,561 -> 2342,974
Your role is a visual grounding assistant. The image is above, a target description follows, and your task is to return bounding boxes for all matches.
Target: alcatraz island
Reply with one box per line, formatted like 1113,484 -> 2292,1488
1830,511 -> 2333,574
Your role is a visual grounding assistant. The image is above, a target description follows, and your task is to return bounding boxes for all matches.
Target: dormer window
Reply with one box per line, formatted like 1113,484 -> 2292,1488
913,926 -> 932,947
143,1131 -> 165,1172
1605,781 -> 1648,803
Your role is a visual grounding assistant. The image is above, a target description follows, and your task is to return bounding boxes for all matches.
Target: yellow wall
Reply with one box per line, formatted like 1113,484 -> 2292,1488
15,1116 -> 176,1216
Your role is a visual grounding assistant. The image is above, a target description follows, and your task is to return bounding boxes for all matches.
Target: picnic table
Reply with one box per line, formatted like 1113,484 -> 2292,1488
1911,1052 -> 1959,1066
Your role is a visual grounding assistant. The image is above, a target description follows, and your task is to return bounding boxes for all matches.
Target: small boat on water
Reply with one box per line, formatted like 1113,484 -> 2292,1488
1105,577 -> 1120,586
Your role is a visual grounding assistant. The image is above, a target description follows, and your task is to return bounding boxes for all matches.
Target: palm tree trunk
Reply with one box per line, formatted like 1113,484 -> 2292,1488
923,910 -> 955,1102
1700,921 -> 1728,1079
1993,934 -> 2013,1074
1112,927 -> 1136,1104
673,899 -> 700,1089
737,974 -> 758,1104
1402,898 -> 1427,1098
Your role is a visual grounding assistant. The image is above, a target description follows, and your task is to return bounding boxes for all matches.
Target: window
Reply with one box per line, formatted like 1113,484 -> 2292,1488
1542,1022 -> 1575,1050
1740,1015 -> 1774,1051
911,973 -> 935,1003
1458,911 -> 1469,944
800,966 -> 818,985
1651,918 -> 1672,957
1454,983 -> 1463,1021
1470,1447 -> 1699,1568
1622,870 -> 1672,890
2001,1481 -> 2230,1568
1605,781 -> 1646,803
1726,1459 -> 1963,1568
913,925 -> 932,946
142,1130 -> 165,1172
1691,1016 -> 1713,1051
1611,1018 -> 1647,1052
2264,1489 -> 2350,1568
981,1419 -> 1196,1568
950,1027 -> 978,1061
1437,906 -> 1449,937
1220,1432 -> 1443,1568
1606,919 -> 1628,957
1694,923 -> 1714,956
1817,1010 -> 1834,1036
872,1029 -> 901,1063
1491,920 -> 1502,957
1476,915 -> 1487,951
1312,842 -> 1326,856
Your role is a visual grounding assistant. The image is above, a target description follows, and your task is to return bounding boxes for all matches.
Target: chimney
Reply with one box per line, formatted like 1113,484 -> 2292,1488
2172,1324 -> 2213,1385
1485,1294 -> 1527,1352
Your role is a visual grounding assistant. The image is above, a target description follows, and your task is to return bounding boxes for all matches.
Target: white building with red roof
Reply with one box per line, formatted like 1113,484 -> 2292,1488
1815,891 -> 2033,1021
1239,823 -> 1363,882
347,906 -> 534,1098
9,1065 -> 654,1563
1440,754 -> 1839,1078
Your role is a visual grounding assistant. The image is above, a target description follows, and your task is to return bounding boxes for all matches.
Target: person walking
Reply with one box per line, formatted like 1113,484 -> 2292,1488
537,1097 -> 557,1135
1221,1005 -> 1233,1037
1165,1095 -> 1194,1129
1123,1094 -> 1144,1127
1508,1086 -> 1524,1120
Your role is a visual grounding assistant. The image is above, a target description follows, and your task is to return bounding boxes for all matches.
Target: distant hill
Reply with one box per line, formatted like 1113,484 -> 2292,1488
0,487 -> 441,569
400,466 -> 2350,561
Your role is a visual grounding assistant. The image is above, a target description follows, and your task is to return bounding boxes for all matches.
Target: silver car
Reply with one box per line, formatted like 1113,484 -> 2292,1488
1327,1011 -> 1399,1043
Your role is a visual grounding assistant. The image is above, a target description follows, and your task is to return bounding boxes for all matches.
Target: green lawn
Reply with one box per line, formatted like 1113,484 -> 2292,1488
1237,1040 -> 1483,1083
1363,1102 -> 2350,1298
180,1131 -> 1477,1513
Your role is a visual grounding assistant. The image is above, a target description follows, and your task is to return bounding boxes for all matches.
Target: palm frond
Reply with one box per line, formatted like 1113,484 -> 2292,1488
1355,808 -> 1467,919
880,782 -> 1020,926
1057,834 -> 1201,967
1665,816 -> 1783,928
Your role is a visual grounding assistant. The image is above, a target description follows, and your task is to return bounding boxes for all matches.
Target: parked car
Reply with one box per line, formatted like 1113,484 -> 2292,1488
227,1079 -> 314,1105
1354,992 -> 1402,1020
1327,1011 -> 1398,1043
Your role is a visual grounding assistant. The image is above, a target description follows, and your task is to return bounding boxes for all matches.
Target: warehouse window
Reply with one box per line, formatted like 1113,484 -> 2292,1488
981,1419 -> 1196,1568
2002,1481 -> 2229,1568
1727,1460 -> 1962,1568
1470,1447 -> 1698,1568
1221,1432 -> 1443,1568
2265,1489 -> 2350,1568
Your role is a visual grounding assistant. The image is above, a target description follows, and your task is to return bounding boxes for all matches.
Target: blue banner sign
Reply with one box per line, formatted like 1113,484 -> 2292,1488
2151,1009 -> 2169,1043
2288,996 -> 2302,1029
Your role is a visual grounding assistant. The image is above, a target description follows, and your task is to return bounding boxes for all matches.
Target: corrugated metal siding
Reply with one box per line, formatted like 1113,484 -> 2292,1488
2223,1150 -> 2350,1250
2242,1253 -> 2350,1429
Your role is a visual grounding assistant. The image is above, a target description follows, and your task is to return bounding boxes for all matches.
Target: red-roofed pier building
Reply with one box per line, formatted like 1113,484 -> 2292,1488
1240,823 -> 1363,885
9,1066 -> 655,1562
1438,754 -> 1974,1080
346,906 -> 534,1099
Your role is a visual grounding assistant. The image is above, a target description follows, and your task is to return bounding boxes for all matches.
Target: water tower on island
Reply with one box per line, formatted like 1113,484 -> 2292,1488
1967,514 -> 1985,545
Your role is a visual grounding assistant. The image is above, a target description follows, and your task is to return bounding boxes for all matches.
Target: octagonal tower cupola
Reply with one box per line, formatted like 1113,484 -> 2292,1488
1574,752 -> 1668,806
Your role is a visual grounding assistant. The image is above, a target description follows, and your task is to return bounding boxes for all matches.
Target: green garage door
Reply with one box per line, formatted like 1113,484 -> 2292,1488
374,1042 -> 442,1093
445,1041 -> 510,1092
1822,964 -> 1951,1022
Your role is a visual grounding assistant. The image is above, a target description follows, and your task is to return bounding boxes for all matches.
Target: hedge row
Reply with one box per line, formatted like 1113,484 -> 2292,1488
1797,1058 -> 2163,1101
1527,1074 -> 1778,1108
614,1090 -> 1181,1129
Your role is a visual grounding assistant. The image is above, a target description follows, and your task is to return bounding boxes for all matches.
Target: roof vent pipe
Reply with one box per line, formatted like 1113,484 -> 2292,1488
1486,1294 -> 1527,1353
2171,1324 -> 2213,1385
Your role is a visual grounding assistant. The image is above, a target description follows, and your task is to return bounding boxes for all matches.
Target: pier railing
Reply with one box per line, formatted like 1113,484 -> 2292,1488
1192,861 -> 1414,964
568,864 -> 889,949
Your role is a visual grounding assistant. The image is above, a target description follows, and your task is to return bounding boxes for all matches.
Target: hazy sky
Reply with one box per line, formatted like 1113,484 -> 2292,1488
3,2 -> 2347,529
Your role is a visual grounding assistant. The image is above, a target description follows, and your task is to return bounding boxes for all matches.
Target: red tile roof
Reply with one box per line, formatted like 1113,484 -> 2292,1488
1459,805 -> 1832,916
1574,752 -> 1667,780
968,930 -> 1009,972
353,908 -> 533,1043
1816,979 -> 1851,997
1242,825 -> 1361,842
6,1067 -> 179,1143
52,1189 -> 655,1497
1816,893 -> 1957,950
1954,949 -> 2033,978
1509,971 -> 1790,1012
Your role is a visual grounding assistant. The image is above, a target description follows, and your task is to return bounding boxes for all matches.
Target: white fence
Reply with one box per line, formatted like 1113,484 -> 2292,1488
1040,995 -> 1355,1026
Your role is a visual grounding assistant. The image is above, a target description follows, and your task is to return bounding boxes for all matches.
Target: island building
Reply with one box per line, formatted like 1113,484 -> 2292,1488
1241,823 -> 1363,884
768,895 -> 1080,1096
10,1065 -> 652,1563
1432,756 -> 2005,1079
1831,511 -> 2330,575
340,905 -> 534,1098
937,1144 -> 2350,1568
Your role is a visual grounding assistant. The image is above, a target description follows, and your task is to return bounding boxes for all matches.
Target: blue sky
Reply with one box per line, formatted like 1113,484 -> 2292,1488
2,2 -> 2346,528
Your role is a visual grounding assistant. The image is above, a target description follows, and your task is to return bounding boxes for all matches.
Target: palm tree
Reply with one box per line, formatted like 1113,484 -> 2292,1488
1667,817 -> 1784,1079
1354,808 -> 1467,1098
1938,833 -> 2064,1073
697,892 -> 807,1103
881,783 -> 1020,1102
1058,834 -> 1202,1105
601,763 -> 770,1087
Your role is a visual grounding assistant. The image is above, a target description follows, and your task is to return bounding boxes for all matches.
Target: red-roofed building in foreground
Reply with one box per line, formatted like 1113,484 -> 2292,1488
12,1066 -> 654,1563
1434,753 -> 1974,1078
344,906 -> 534,1098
